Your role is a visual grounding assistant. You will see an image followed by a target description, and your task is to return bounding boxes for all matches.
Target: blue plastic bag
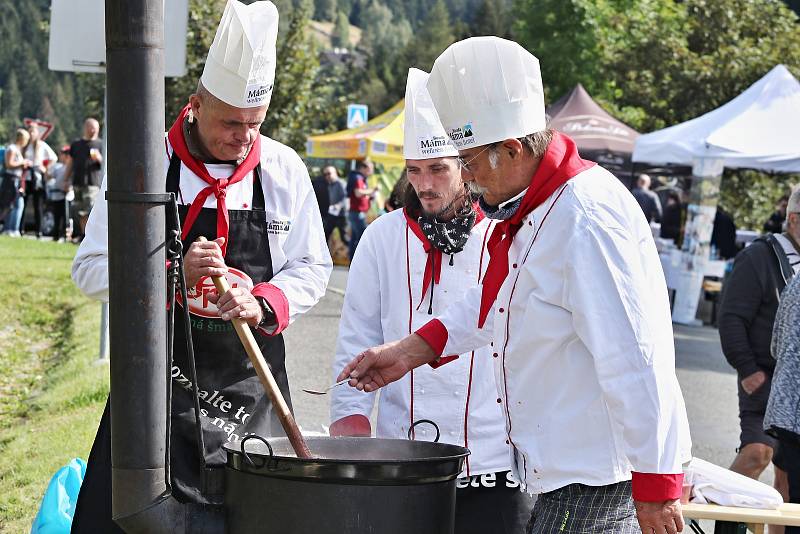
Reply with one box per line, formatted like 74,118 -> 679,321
30,458 -> 87,534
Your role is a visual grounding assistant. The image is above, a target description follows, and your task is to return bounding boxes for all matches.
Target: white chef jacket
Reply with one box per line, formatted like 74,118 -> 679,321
420,165 -> 692,494
330,208 -> 511,477
72,134 -> 332,330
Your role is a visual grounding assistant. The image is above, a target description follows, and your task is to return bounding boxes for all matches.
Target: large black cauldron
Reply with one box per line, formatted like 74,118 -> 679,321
224,425 -> 469,534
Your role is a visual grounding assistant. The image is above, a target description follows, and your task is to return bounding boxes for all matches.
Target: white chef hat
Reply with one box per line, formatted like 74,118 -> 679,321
427,37 -> 546,149
201,0 -> 279,109
403,68 -> 458,160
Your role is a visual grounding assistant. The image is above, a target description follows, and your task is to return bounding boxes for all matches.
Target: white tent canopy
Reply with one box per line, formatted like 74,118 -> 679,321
633,65 -> 800,173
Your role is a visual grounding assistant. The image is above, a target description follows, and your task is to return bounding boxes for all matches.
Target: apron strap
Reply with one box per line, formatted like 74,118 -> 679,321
252,164 -> 265,210
166,150 -> 182,195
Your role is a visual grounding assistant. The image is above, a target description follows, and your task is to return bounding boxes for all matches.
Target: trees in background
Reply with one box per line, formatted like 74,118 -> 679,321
2,0 -> 797,227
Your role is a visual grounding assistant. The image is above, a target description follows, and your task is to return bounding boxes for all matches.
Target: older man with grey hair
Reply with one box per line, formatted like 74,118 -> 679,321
339,37 -> 691,534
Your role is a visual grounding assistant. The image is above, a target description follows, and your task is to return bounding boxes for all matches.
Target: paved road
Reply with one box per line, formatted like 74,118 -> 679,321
284,266 -> 772,487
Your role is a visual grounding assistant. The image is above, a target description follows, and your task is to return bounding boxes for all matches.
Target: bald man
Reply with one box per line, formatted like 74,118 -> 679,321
631,173 -> 662,223
65,117 -> 104,238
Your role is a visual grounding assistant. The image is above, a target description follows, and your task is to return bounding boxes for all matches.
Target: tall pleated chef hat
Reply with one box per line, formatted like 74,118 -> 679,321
403,68 -> 459,160
427,37 -> 546,149
200,0 -> 279,109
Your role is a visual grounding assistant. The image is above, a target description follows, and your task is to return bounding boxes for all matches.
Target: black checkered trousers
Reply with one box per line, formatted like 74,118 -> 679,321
526,480 -> 639,533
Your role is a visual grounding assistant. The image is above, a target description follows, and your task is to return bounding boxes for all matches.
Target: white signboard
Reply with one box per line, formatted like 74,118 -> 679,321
347,104 -> 368,129
48,0 -> 188,77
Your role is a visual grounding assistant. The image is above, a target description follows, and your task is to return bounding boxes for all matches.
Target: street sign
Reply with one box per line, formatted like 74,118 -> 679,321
347,104 -> 368,129
48,0 -> 188,77
23,118 -> 54,141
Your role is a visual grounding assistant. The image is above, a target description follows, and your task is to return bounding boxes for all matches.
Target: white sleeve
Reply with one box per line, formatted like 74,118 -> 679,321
565,220 -> 690,474
432,284 -> 494,356
42,142 -> 57,166
267,165 -> 332,324
329,226 -> 382,422
72,176 -> 110,302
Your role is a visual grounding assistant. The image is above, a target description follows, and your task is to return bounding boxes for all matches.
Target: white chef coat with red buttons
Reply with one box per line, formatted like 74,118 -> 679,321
417,164 -> 692,499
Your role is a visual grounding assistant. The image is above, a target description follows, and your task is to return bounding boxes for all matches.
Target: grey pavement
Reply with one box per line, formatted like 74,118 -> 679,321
284,266 -> 773,490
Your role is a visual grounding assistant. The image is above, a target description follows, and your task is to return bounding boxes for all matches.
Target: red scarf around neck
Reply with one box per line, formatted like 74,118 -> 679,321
167,104 -> 262,257
477,132 -> 595,328
404,204 -> 484,310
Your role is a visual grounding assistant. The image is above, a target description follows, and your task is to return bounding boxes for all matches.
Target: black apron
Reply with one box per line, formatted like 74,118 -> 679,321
72,153 -> 289,532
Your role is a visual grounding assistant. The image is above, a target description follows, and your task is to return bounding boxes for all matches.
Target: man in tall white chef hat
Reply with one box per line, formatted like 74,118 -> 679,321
338,38 -> 692,534
330,68 -> 533,532
71,2 -> 331,531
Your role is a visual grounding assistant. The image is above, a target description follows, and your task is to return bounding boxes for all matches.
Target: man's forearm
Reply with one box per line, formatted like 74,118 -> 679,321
399,333 -> 439,369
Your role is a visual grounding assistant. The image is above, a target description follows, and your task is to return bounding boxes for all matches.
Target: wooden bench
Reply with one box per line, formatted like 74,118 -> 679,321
682,502 -> 800,533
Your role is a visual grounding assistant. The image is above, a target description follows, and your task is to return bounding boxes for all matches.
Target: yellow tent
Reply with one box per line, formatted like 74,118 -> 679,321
305,100 -> 405,165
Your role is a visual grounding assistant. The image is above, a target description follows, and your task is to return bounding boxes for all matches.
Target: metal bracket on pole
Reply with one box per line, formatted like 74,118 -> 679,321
105,191 -> 174,204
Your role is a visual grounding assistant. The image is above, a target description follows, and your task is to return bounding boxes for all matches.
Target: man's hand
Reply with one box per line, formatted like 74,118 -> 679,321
741,370 -> 767,395
336,334 -> 437,392
184,237 -> 227,289
634,499 -> 684,534
207,286 -> 263,327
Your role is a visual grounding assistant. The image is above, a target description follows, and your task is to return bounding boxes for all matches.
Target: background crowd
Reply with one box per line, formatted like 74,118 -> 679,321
0,118 -> 103,242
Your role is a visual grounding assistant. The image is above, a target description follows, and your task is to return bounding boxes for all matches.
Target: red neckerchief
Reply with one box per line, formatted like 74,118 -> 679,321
166,104 -> 262,257
405,203 -> 485,310
478,132 -> 595,328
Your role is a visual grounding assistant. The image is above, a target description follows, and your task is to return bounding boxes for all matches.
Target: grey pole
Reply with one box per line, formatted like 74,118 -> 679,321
105,0 -> 169,528
104,2 -> 223,531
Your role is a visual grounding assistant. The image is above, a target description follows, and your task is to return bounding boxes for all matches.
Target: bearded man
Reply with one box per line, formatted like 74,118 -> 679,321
330,68 -> 532,533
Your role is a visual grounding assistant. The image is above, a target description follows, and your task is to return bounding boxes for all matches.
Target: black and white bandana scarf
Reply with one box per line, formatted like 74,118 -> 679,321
479,194 -> 524,221
418,208 -> 476,255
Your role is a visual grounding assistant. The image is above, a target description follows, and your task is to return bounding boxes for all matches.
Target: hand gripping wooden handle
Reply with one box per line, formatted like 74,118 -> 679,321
198,238 -> 312,458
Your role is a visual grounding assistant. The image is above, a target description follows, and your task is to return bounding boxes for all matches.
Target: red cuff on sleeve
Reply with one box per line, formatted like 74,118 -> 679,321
631,472 -> 684,502
415,320 -> 459,369
415,319 -> 448,357
251,283 -> 290,336
329,414 -> 371,437
429,355 -> 459,369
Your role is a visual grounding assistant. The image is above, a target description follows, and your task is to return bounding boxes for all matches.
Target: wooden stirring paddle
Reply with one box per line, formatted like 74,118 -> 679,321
198,237 -> 313,459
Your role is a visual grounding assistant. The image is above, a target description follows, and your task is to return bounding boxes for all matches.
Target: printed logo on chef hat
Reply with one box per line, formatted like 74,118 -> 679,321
417,134 -> 453,157
447,123 -> 476,148
177,267 -> 254,319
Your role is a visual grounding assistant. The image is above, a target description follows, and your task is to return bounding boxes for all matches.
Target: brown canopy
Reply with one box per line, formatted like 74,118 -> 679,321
547,84 -> 641,183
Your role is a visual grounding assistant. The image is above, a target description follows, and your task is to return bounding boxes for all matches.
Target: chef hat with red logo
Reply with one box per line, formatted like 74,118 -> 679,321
427,37 -> 546,149
201,0 -> 279,109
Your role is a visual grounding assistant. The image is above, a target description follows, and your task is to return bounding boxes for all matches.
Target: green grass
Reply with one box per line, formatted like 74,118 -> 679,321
0,236 -> 107,533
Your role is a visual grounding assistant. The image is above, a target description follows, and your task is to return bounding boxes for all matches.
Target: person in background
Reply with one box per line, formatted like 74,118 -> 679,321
46,146 -> 71,242
23,124 -> 57,237
631,173 -> 662,223
384,170 -> 408,212
711,206 -> 739,260
718,188 -> 800,502
765,273 -> 800,534
64,118 -> 103,240
660,189 -> 686,245
346,159 -> 375,259
313,165 -> 348,245
3,129 -> 32,237
764,195 -> 790,234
